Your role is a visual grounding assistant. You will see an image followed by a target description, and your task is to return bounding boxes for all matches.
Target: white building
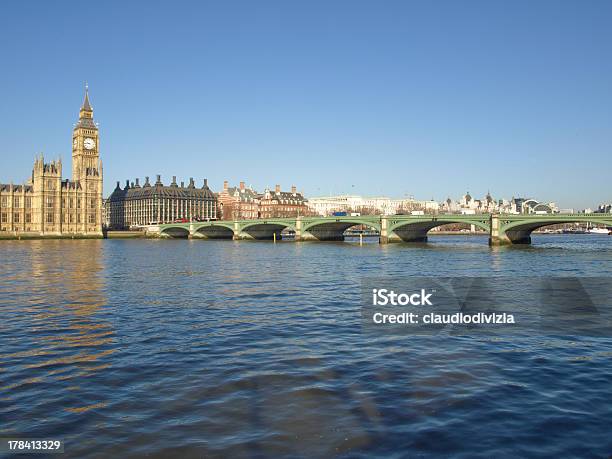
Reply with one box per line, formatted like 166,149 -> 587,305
305,195 -> 360,216
306,195 -> 437,216
308,192 -> 560,216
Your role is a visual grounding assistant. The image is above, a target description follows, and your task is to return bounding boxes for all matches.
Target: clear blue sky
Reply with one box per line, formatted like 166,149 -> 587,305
1,0 -> 610,209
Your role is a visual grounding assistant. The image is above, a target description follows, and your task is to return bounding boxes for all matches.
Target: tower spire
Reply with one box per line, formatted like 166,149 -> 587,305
82,82 -> 92,111
77,84 -> 96,128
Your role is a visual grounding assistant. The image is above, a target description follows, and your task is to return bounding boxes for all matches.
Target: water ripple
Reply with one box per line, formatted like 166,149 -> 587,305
0,236 -> 611,458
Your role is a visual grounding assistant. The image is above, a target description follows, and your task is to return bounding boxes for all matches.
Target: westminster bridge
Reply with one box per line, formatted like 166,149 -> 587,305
148,213 -> 612,245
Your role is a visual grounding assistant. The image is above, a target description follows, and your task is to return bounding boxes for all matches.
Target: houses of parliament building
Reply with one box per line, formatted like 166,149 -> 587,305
0,88 -> 103,236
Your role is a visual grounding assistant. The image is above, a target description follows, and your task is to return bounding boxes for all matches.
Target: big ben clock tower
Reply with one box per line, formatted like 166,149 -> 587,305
71,84 -> 103,234
72,84 -> 100,180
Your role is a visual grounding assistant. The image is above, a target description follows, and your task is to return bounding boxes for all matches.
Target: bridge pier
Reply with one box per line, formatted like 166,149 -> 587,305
232,221 -> 244,240
489,214 -> 507,245
489,234 -> 512,246
489,214 -> 535,245
380,217 -> 388,244
294,217 -> 302,242
491,229 -> 532,245
380,233 -> 415,243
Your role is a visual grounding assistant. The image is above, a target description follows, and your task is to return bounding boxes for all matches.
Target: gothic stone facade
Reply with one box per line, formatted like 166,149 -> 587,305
0,89 -> 103,236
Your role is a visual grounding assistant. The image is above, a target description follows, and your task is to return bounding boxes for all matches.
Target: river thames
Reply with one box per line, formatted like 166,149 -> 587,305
1,235 -> 611,458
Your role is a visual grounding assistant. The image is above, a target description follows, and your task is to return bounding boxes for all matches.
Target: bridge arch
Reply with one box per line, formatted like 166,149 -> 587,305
238,220 -> 296,240
160,225 -> 190,238
193,222 -> 235,239
500,215 -> 612,244
388,217 -> 490,242
301,218 -> 381,241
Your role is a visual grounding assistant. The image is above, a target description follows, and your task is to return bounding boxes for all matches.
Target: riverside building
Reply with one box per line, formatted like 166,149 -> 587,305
217,181 -> 260,220
306,195 -> 438,216
0,88 -> 103,236
217,181 -> 310,219
258,185 -> 310,218
107,175 -> 217,229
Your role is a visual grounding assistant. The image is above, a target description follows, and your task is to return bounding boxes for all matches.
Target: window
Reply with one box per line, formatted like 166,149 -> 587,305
0,196 -> 6,208
62,197 -> 66,208
25,214 -> 31,223
77,198 -> 81,208
90,198 -> 96,209
25,197 -> 32,208
46,213 -> 53,224
69,197 -> 74,208
89,214 -> 95,224
13,197 -> 20,208
1,213 -> 6,223
69,214 -> 74,223
14,213 -> 20,223
46,196 -> 54,208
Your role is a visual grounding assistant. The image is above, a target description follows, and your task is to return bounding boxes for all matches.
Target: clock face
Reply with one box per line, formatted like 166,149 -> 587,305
84,138 -> 95,150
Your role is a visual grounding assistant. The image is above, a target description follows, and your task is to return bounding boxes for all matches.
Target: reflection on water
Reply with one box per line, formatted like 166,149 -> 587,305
1,240 -> 113,413
0,236 -> 611,458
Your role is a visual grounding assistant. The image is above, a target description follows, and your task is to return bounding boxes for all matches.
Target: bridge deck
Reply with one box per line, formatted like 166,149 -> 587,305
148,214 -> 612,245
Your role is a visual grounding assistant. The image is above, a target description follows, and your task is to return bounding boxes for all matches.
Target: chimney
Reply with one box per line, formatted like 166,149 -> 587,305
189,177 -> 195,188
115,181 -> 120,189
204,178 -> 208,187
180,181 -> 184,188
275,184 -> 281,193
135,178 -> 140,187
291,185 -> 296,194
125,179 -> 130,189
131,182 -> 134,188
240,181 -> 245,191
156,174 -> 162,185
171,176 -> 177,187
144,176 -> 150,186
223,180 -> 228,190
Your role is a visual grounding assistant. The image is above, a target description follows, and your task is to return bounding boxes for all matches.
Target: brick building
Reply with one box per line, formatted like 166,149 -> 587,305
217,181 -> 260,220
217,182 -> 310,219
259,185 -> 309,218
